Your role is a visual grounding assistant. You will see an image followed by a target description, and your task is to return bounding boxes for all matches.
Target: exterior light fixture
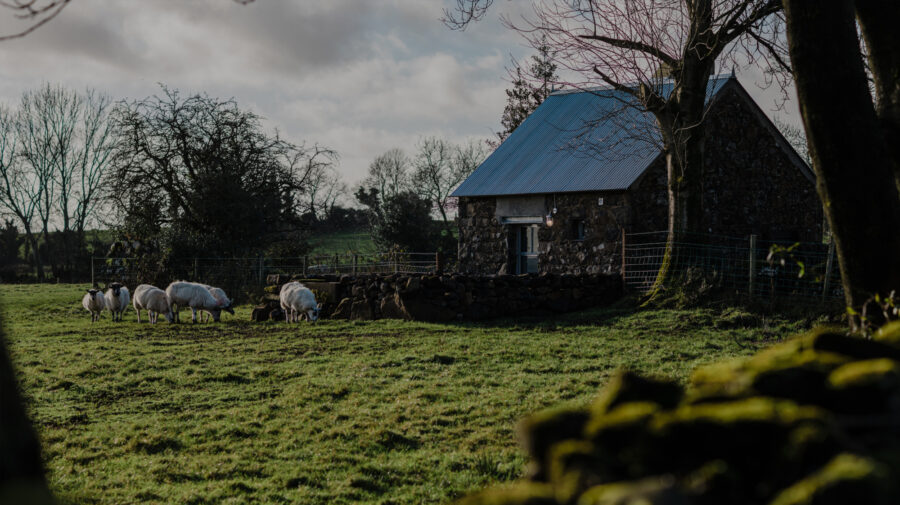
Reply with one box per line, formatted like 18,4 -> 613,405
545,212 -> 554,227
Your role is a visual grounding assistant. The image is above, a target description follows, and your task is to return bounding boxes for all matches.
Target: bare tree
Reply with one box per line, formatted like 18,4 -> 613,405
0,105 -> 43,279
0,0 -> 70,41
299,159 -> 347,222
413,137 -> 486,229
362,148 -> 412,203
9,85 -> 114,279
15,85 -> 61,278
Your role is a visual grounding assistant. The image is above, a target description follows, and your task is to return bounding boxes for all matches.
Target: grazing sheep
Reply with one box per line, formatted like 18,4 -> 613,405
104,283 -> 131,322
201,285 -> 235,323
279,281 -> 322,323
132,284 -> 174,324
82,289 -> 105,322
166,281 -> 226,323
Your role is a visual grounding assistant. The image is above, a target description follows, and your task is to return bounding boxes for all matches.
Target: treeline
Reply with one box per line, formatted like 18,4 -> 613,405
0,84 -> 485,283
354,139 -> 486,253
0,84 -> 350,282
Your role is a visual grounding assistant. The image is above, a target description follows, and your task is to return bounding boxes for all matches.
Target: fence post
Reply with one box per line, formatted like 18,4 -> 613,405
257,256 -> 264,284
333,254 -> 339,275
193,257 -> 198,280
748,234 -> 757,297
620,228 -> 627,279
436,251 -> 444,275
302,256 -> 308,277
352,254 -> 358,276
91,257 -> 95,287
822,240 -> 835,300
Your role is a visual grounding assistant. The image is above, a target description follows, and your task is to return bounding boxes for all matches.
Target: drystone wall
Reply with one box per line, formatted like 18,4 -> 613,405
254,272 -> 623,322
455,324 -> 900,505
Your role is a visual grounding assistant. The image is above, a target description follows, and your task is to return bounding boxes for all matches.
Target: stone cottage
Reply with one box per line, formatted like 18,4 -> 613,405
452,75 -> 822,275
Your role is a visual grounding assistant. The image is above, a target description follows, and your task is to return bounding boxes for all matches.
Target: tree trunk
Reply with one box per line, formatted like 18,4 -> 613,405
23,230 -> 42,281
784,0 -> 900,322
855,0 -> 900,191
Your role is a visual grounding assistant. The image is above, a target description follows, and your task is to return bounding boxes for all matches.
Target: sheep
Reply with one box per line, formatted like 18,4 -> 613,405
279,281 -> 322,323
132,284 -> 174,324
166,281 -> 227,323
201,285 -> 234,323
82,289 -> 105,322
104,282 -> 131,322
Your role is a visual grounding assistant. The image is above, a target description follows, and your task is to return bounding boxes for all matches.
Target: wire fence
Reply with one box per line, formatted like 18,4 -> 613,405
623,231 -> 841,301
92,252 -> 454,296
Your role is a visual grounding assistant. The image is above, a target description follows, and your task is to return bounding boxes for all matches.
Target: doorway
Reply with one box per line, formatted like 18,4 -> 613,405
516,225 -> 539,274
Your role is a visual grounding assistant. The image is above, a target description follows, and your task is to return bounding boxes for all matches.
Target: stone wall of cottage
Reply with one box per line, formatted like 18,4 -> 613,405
628,85 -> 823,242
457,193 -> 630,275
457,197 -> 508,275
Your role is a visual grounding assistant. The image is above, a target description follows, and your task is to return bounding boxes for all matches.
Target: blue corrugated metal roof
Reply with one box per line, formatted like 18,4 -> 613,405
452,76 -> 731,197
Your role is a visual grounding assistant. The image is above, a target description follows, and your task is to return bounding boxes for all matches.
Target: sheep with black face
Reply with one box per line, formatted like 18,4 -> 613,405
104,282 -> 131,322
82,288 -> 105,322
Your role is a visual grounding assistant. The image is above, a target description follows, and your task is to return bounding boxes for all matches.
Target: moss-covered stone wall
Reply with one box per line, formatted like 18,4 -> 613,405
456,323 -> 900,505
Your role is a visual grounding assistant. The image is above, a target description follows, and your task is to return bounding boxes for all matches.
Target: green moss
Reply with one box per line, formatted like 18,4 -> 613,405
584,402 -> 659,438
546,441 -> 596,503
590,370 -> 682,415
874,321 -> 900,348
517,406 -> 589,479
454,482 -> 557,505
828,359 -> 900,388
688,331 -> 854,405
577,476 -> 683,505
769,454 -> 892,505
826,359 -> 900,414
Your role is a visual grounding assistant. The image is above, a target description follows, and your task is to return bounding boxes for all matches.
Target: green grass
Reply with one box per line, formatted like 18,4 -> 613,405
308,230 -> 377,255
3,284 -> 816,505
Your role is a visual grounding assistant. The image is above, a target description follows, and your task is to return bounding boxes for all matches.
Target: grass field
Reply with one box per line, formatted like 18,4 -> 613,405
308,230 -> 377,255
3,284 -> 818,505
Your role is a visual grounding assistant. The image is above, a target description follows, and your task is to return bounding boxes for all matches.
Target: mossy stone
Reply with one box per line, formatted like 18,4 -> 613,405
768,453 -> 894,505
546,440 -> 598,503
454,482 -> 558,505
826,359 -> 900,413
517,406 -> 589,480
647,398 -> 835,488
689,332 -> 854,405
874,321 -> 900,348
577,476 -> 687,505
591,370 -> 682,415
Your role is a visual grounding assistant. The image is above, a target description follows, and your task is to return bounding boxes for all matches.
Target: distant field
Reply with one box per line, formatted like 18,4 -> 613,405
308,230 -> 376,255
3,284 -> 814,505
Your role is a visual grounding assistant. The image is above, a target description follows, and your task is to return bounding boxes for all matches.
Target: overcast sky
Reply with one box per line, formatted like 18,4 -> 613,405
0,0 -> 801,188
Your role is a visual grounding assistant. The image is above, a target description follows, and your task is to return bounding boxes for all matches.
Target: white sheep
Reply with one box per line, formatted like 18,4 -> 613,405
104,283 -> 131,322
166,281 -> 226,323
201,285 -> 234,322
132,284 -> 174,324
279,281 -> 322,323
82,288 -> 105,322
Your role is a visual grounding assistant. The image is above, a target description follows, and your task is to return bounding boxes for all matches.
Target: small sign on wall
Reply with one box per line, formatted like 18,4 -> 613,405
598,197 -> 604,206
